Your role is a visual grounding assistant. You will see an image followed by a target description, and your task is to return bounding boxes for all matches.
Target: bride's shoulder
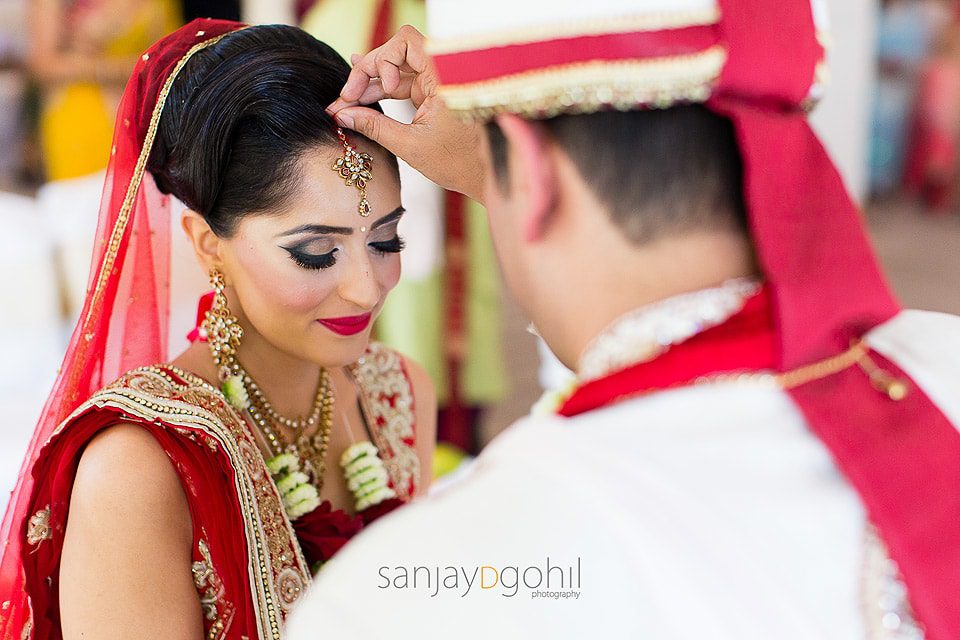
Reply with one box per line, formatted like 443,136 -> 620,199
48,365 -> 235,516
70,421 -> 191,517
62,421 -> 194,593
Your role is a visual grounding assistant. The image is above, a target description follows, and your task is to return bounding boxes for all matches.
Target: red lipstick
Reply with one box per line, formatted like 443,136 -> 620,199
318,312 -> 372,336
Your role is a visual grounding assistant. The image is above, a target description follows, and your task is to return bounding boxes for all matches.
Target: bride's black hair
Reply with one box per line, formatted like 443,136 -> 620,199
148,24 -> 399,237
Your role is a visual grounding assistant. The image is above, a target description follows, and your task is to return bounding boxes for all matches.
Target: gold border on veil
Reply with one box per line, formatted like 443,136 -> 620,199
80,31 -> 239,338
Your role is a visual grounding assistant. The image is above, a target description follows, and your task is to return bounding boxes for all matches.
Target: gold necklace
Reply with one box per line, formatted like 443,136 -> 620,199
241,367 -> 324,430
239,365 -> 336,492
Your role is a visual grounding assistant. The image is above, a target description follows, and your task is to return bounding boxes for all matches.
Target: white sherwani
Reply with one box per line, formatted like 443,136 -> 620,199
287,309 -> 959,639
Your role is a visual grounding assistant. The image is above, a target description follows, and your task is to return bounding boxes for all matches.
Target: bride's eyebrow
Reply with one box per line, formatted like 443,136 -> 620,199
276,207 -> 405,237
370,207 -> 405,230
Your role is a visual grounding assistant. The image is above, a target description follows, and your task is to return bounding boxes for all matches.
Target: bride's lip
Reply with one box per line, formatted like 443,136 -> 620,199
317,312 -> 372,336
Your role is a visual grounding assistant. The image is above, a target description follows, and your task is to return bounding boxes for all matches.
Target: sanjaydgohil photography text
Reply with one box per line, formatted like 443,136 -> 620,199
377,557 -> 582,599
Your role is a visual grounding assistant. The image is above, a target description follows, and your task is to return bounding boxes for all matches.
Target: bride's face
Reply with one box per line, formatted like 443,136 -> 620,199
218,144 -> 403,368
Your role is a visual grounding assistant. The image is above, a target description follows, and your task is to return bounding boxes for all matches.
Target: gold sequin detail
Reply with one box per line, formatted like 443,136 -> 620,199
26,506 -> 51,546
192,539 -> 232,639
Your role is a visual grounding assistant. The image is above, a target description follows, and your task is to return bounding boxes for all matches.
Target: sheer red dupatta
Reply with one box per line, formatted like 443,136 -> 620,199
0,20 -> 245,638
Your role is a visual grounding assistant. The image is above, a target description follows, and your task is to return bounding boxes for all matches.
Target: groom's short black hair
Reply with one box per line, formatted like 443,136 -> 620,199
485,105 -> 748,244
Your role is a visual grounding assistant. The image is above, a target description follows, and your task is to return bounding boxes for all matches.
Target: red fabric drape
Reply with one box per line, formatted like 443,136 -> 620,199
709,2 -> 960,637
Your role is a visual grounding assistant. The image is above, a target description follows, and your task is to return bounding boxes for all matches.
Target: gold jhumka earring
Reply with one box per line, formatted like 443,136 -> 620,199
332,127 -> 373,217
204,268 -> 244,390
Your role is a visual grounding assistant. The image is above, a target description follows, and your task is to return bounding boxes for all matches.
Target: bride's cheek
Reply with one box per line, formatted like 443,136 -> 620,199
238,250 -> 336,316
266,270 -> 338,316
377,254 -> 402,294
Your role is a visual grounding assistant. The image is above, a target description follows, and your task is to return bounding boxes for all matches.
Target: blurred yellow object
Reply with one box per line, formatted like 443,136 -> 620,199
432,442 -> 468,479
39,0 -> 180,181
39,83 -> 114,181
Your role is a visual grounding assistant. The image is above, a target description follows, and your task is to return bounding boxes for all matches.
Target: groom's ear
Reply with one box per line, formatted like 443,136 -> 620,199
494,113 -> 558,243
181,210 -> 223,273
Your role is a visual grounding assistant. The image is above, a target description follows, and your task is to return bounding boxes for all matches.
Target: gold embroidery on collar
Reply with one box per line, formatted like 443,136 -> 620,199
350,344 -> 420,500
438,47 -> 726,123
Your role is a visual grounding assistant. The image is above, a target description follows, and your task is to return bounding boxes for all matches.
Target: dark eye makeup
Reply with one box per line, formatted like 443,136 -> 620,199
284,247 -> 338,270
282,235 -> 405,270
369,235 -> 406,255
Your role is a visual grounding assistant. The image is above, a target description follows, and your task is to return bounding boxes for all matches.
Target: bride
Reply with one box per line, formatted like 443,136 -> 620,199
0,19 -> 436,640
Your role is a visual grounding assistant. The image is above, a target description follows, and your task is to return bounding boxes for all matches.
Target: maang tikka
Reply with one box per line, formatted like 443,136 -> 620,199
332,127 -> 373,217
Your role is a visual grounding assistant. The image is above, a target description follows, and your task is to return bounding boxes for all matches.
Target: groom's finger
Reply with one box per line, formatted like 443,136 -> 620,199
327,75 -> 416,114
338,25 -> 429,103
332,106 -> 415,160
358,74 -> 416,104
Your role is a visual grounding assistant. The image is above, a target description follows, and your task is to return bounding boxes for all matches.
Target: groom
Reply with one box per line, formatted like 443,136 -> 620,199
290,1 -> 960,637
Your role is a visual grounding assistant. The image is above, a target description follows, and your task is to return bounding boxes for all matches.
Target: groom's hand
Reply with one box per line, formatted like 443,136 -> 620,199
327,25 -> 485,204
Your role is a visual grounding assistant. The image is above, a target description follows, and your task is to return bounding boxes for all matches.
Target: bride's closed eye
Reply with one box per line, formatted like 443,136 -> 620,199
284,246 -> 338,270
281,231 -> 405,271
369,235 -> 405,255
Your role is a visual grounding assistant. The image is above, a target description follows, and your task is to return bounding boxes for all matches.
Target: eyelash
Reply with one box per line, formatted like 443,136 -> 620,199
289,249 -> 337,270
285,235 -> 405,271
369,235 -> 406,256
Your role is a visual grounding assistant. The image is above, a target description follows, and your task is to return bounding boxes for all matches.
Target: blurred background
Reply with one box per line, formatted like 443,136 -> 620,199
0,0 -> 958,496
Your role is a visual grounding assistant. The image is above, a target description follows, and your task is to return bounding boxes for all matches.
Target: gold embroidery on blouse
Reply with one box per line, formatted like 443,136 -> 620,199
26,507 -> 52,546
350,343 -> 420,500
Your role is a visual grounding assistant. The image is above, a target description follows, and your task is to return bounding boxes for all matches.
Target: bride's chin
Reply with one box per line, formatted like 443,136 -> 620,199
305,333 -> 373,369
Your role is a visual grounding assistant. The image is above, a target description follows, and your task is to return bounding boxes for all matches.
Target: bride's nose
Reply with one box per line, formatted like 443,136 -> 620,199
336,249 -> 380,310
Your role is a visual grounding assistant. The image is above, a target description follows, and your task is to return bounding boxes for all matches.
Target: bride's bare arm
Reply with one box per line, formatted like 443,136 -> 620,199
59,424 -> 203,639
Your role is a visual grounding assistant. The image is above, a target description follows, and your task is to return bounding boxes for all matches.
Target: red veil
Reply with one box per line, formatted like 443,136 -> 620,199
0,19 -> 246,638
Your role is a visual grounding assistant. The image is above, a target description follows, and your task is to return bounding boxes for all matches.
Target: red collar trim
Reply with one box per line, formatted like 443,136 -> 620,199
559,288 -> 776,417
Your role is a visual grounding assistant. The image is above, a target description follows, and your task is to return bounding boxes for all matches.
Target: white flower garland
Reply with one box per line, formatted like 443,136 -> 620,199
267,442 -> 398,521
221,374 -> 250,411
266,453 -> 320,521
340,441 -> 397,512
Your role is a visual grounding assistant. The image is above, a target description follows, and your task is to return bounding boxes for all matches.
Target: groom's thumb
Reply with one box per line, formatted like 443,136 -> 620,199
333,107 -> 410,159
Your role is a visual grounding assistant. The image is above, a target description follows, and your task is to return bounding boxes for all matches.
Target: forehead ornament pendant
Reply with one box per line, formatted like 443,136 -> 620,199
332,127 -> 374,217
